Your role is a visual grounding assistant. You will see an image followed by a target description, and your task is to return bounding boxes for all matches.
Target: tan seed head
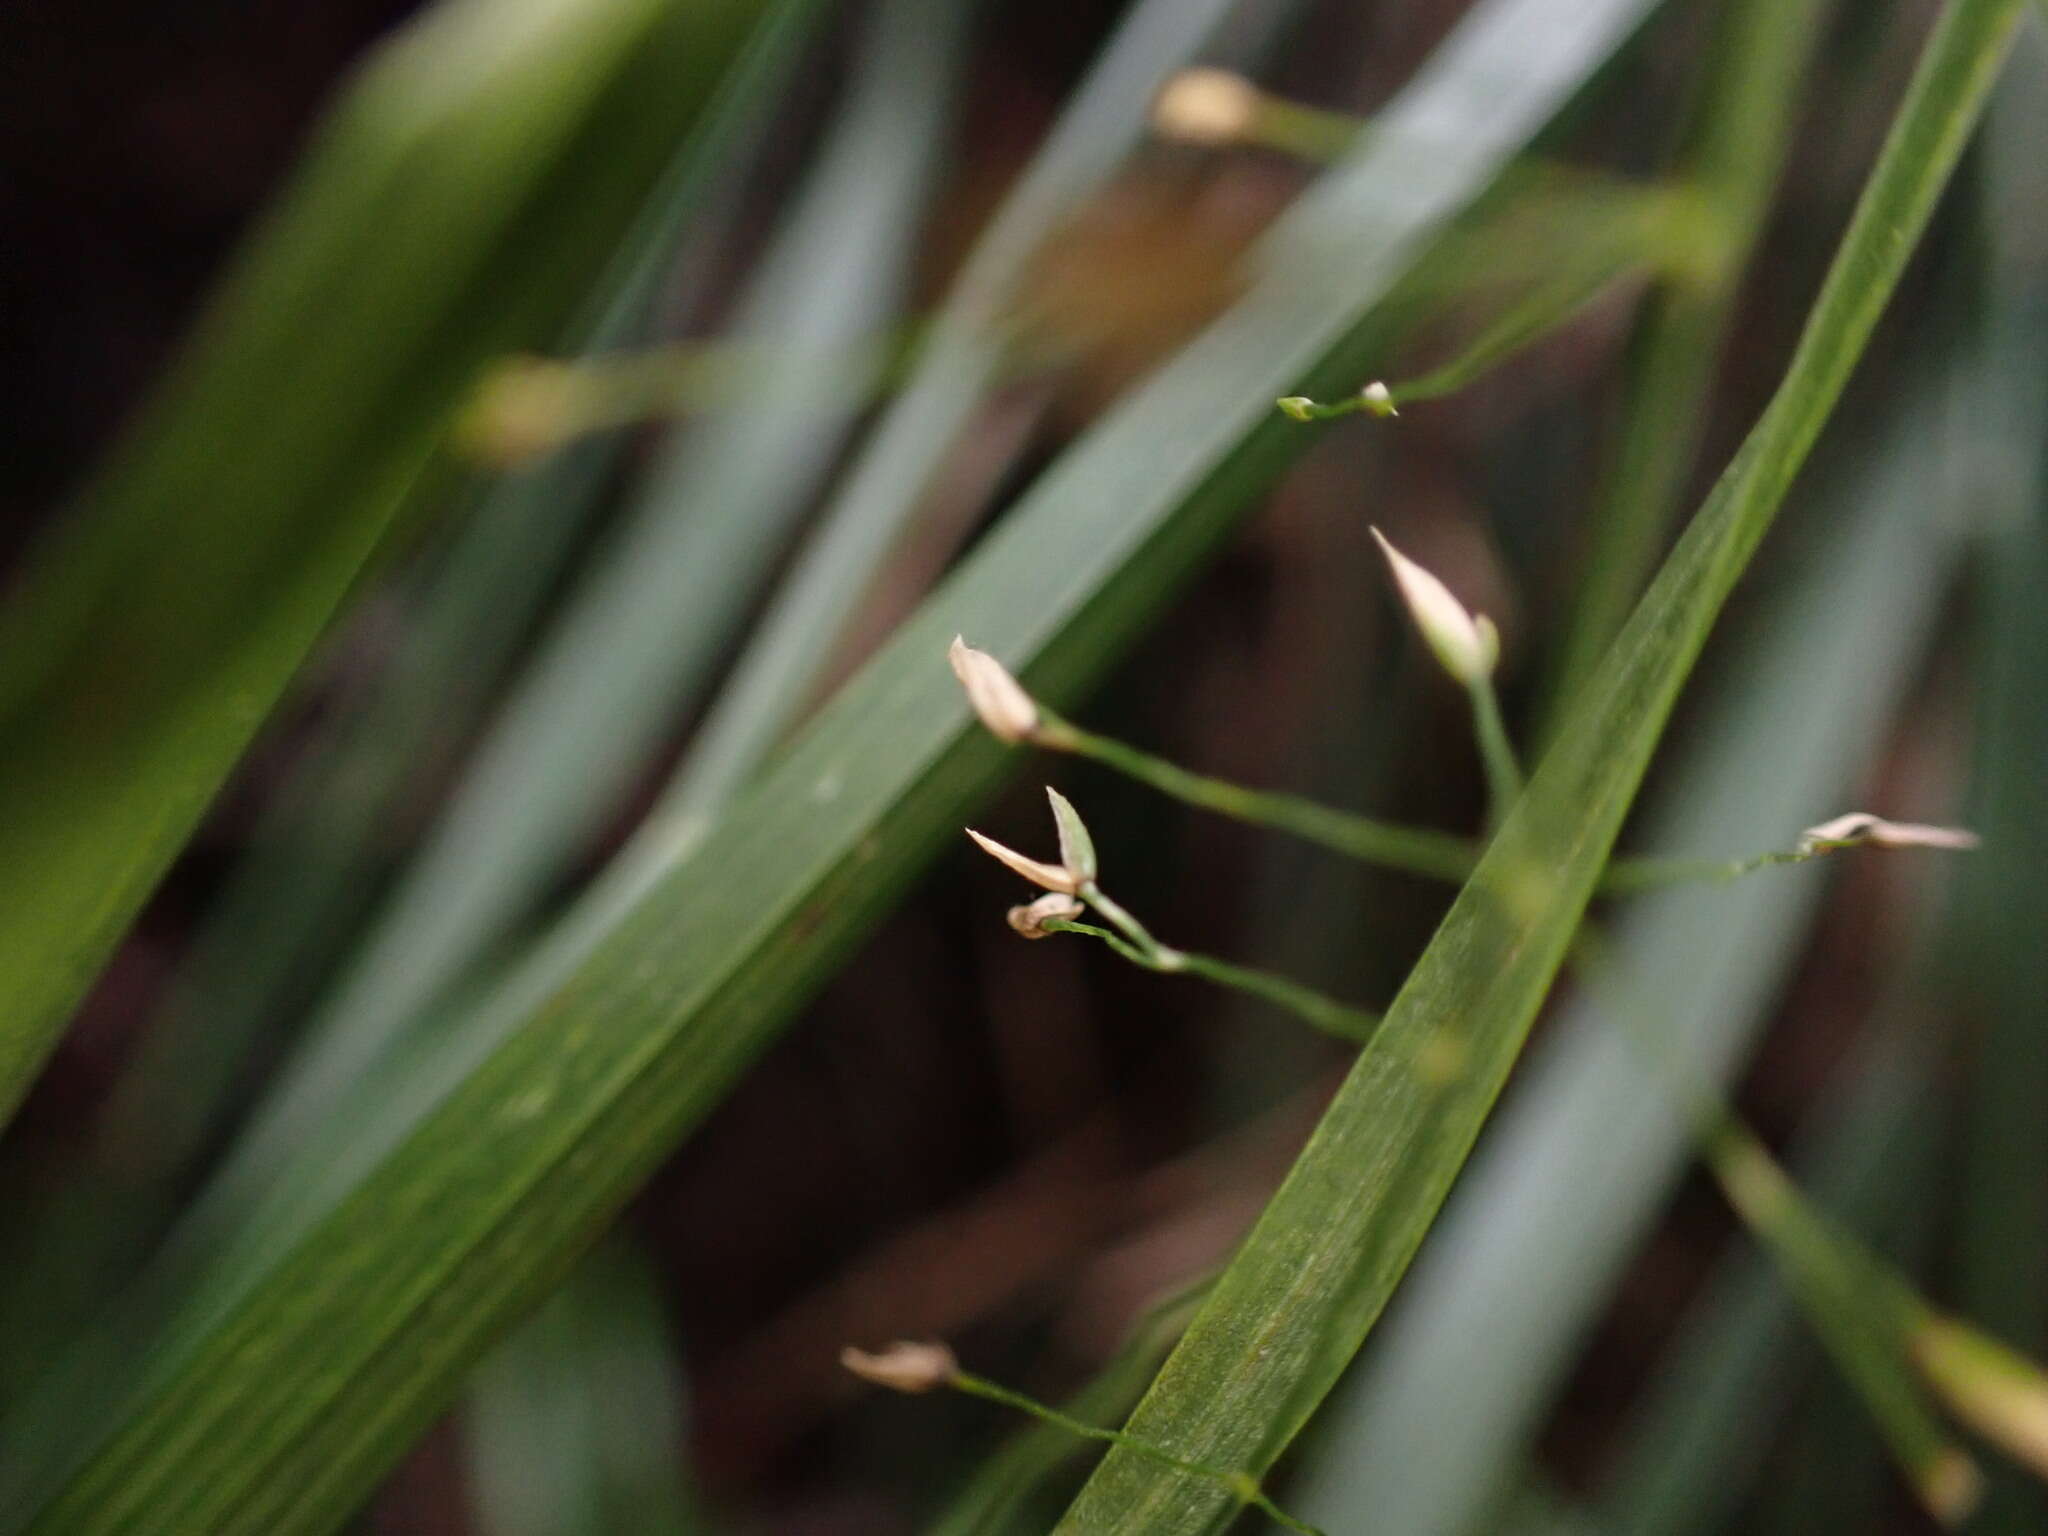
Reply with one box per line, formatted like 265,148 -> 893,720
1008,891 -> 1085,939
1151,67 -> 1262,147
949,637 -> 1041,744
841,1340 -> 960,1394
1370,527 -> 1496,685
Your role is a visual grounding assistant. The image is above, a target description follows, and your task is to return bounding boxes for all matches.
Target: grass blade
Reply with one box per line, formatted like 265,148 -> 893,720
1286,356 -> 1968,1536
1950,30 -> 2048,1530
929,1287 -> 1204,1536
1702,1124 -> 1980,1522
1052,2 -> 2025,1528
1593,1024 -> 1946,1535
0,0 -> 768,1122
3,1 -> 1671,1527
93,0 -> 825,1180
0,0 -> 823,1396
207,0 -> 964,1203
464,1242 -> 703,1536
645,0 -> 1251,834
1541,0 -> 1833,728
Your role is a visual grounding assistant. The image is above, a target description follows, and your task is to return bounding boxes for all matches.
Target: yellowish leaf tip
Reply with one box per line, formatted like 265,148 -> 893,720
1912,1313 -> 2048,1483
1920,1449 -> 1986,1528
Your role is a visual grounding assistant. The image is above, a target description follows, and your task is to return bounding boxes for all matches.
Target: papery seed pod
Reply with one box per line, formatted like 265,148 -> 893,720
967,828 -> 1083,895
1151,67 -> 1262,147
948,636 -> 1041,744
1796,812 -> 1979,855
1008,891 -> 1085,939
1371,528 -> 1496,685
841,1340 -> 959,1394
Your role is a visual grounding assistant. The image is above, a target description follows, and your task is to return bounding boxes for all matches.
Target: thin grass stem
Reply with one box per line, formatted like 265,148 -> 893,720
1274,186 -> 1678,424
949,1371 -> 1328,1536
1466,679 -> 1524,829
1043,711 -> 1953,896
1047,718 -> 1474,881
1044,902 -> 1378,1047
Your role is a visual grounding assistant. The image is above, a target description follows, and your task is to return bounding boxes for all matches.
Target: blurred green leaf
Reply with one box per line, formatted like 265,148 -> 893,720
1541,0 -> 1834,729
1593,1024 -> 1946,1536
1053,2 -> 2026,1528
465,1241 -> 703,1536
91,0 -> 824,1187
0,0 -> 823,1403
1951,28 -> 2048,1531
202,0 -> 963,1220
646,0 -> 1254,832
0,0 -> 768,1122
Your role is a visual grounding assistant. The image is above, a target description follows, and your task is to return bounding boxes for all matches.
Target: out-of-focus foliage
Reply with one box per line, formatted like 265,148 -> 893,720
1,0 -> 2043,1533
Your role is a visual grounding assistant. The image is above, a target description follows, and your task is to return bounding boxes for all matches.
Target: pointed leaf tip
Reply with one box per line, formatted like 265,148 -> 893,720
1045,786 -> 1098,882
966,828 -> 1082,895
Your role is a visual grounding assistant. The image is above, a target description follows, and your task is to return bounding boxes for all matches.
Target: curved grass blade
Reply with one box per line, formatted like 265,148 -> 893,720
0,0 -> 823,1400
1287,350 -> 1976,1535
3,2 -> 1671,1529
645,0 -> 1254,840
1540,0 -> 1834,730
91,0 -> 825,1191
1592,1025 -> 1946,1536
929,1305 -> 1200,1536
464,1241 -> 703,1536
203,0 -> 966,1217
1950,32 -> 2048,1531
1053,3 -> 2027,1528
0,0 -> 769,1123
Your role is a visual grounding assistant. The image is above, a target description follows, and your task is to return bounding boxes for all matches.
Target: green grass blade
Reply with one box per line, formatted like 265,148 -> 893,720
1286,358 -> 1968,1536
1540,0 -> 1833,730
464,1242 -> 704,1536
0,0 -> 768,1123
928,1288 -> 1204,1536
1950,31 -> 2048,1531
1594,1026 -> 1945,1536
2,1 -> 1671,1527
206,0 -> 964,1207
93,0 -> 824,1183
1052,3 -> 2026,1528
645,0 -> 1252,834
0,0 -> 822,1396
1701,1124 -> 1977,1522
